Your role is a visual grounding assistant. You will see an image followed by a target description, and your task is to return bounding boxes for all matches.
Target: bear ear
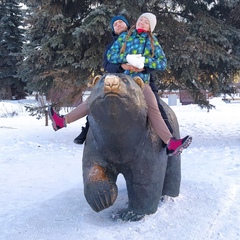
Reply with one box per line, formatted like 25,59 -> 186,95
88,75 -> 102,87
133,76 -> 144,89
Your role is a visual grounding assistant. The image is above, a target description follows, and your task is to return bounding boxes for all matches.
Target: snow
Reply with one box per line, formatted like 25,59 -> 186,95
0,96 -> 240,240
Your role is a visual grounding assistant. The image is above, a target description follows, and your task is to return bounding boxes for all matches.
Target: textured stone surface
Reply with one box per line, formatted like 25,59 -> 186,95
82,73 -> 181,221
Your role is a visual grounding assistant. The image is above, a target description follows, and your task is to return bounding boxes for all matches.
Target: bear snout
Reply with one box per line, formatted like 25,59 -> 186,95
104,75 -> 120,93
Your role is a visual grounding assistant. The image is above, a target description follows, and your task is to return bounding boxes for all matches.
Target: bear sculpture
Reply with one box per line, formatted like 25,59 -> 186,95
82,73 -> 181,221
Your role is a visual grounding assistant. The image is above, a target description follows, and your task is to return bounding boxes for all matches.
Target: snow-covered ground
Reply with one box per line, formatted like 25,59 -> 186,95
0,97 -> 240,240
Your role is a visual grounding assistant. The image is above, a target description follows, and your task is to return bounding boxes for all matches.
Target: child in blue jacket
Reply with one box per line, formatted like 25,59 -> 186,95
107,12 -> 192,155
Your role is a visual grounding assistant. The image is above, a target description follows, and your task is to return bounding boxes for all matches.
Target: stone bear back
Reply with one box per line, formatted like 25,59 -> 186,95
81,73 -> 181,221
86,73 -> 163,163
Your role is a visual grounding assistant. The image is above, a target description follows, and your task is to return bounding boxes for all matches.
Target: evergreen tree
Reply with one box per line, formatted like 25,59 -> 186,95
154,0 -> 240,108
0,0 -> 25,99
21,0 -> 96,106
22,0 -> 240,109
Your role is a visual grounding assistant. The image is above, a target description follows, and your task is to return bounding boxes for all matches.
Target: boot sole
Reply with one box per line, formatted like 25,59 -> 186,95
48,107 -> 59,131
168,136 -> 192,156
73,139 -> 85,144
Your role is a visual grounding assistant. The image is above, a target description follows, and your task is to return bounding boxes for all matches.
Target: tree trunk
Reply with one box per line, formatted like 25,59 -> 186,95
0,86 -> 12,100
45,110 -> 48,126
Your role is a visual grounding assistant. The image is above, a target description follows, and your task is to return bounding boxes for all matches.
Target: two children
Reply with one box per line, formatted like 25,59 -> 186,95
49,13 -> 192,156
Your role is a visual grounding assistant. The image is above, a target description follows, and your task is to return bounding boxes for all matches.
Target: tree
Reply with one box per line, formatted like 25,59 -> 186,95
154,0 -> 240,108
0,0 -> 25,99
21,0 -> 240,109
21,0 -> 96,106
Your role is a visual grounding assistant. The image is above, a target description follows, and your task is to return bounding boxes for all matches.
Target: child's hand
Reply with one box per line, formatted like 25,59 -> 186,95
121,63 -> 144,72
132,67 -> 144,72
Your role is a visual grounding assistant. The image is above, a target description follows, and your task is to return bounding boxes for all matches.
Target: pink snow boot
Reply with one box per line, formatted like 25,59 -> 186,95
166,135 -> 192,156
48,107 -> 66,131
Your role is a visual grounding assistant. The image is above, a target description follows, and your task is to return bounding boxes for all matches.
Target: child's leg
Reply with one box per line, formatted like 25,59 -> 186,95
74,116 -> 90,145
143,84 -> 192,156
65,101 -> 88,124
143,84 -> 172,144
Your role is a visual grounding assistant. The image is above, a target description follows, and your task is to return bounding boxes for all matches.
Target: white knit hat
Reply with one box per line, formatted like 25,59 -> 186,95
139,12 -> 157,32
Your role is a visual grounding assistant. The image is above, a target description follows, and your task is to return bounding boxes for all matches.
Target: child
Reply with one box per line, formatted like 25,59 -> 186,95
106,12 -> 192,155
73,15 -> 130,144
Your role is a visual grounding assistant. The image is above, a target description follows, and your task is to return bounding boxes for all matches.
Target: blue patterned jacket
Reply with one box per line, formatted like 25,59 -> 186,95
107,29 -> 167,83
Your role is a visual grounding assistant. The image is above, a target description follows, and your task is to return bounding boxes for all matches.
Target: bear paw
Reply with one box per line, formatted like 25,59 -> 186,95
114,208 -> 145,222
84,181 -> 118,212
